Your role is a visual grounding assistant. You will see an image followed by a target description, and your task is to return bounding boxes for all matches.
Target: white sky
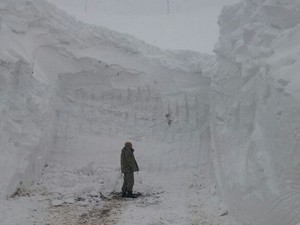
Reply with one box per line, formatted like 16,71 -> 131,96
47,0 -> 240,53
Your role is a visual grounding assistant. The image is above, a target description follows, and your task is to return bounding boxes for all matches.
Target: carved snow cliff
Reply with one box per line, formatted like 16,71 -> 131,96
211,0 -> 300,224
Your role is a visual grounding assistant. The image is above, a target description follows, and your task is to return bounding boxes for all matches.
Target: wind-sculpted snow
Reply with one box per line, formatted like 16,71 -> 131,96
0,0 -> 214,199
212,0 -> 300,224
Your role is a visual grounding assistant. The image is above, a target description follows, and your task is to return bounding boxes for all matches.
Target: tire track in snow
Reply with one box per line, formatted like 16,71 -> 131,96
77,198 -> 122,225
47,196 -> 124,225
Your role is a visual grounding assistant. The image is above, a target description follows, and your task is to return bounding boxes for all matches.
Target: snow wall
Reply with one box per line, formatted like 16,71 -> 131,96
0,0 -> 213,199
211,0 -> 300,224
0,1 -> 60,198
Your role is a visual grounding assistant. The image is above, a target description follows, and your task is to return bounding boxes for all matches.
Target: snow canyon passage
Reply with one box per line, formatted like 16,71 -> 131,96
1,1 -> 300,225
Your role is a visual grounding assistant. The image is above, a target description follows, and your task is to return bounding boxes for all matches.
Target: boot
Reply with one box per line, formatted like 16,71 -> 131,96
127,191 -> 137,198
122,192 -> 127,198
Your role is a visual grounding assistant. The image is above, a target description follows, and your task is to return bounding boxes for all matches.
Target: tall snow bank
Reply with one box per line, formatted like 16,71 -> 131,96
212,0 -> 300,224
0,0 -> 59,199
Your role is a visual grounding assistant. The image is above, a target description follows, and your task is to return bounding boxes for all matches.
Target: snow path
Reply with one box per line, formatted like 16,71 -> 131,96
4,167 -> 239,225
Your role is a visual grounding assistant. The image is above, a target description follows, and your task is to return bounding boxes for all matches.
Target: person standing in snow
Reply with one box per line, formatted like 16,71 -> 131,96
121,141 -> 139,198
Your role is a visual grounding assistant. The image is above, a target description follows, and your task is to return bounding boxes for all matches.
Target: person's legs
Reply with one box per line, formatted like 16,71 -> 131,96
122,172 -> 134,197
122,172 -> 135,197
122,173 -> 128,197
127,172 -> 134,192
126,172 -> 136,198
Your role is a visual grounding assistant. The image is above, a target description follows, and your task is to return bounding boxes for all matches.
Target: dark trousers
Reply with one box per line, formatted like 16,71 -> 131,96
122,172 -> 134,192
